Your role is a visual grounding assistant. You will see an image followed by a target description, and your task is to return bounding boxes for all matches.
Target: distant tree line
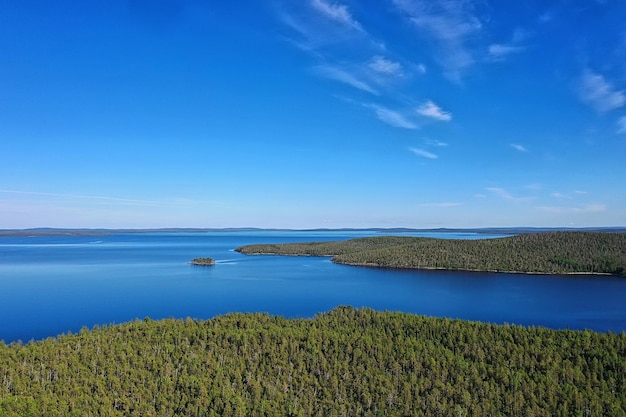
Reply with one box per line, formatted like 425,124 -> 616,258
237,232 -> 626,276
0,307 -> 624,416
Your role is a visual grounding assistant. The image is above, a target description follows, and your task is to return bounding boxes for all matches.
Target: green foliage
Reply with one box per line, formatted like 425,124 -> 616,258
0,308 -> 625,416
237,232 -> 626,276
190,257 -> 215,266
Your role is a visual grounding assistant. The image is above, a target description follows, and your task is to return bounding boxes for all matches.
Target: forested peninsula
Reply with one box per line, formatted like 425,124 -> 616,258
236,232 -> 626,276
1,307 -> 625,416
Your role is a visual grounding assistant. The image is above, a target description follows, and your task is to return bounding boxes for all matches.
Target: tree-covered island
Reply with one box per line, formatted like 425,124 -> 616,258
190,257 -> 216,266
236,232 -> 626,276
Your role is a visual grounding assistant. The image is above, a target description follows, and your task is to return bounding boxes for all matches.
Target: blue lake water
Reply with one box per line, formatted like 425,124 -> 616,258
1,231 -> 625,343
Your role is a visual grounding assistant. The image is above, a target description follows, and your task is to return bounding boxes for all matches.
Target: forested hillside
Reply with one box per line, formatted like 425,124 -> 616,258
236,232 -> 626,275
0,308 -> 624,416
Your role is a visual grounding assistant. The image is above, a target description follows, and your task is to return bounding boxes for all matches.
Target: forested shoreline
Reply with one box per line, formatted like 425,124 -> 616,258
236,232 -> 626,276
1,307 -> 625,416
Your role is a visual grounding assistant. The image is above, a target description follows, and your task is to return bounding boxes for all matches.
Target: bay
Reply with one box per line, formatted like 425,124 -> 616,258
1,231 -> 625,343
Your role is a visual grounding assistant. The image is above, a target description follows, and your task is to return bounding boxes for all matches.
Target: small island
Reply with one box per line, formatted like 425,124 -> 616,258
236,231 -> 626,276
189,257 -> 216,266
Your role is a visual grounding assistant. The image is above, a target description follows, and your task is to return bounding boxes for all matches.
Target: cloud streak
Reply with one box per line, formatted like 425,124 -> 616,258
315,65 -> 378,94
578,71 -> 625,113
276,1 -> 371,54
618,116 -> 626,134
537,204 -> 606,214
276,2 -> 438,129
487,30 -> 526,61
368,56 -> 403,76
416,100 -> 452,121
424,139 -> 448,147
409,147 -> 438,159
486,187 -> 513,200
486,187 -> 534,203
366,105 -> 417,129
393,0 -> 483,80
310,0 -> 363,31
510,144 -> 528,152
488,43 -> 524,61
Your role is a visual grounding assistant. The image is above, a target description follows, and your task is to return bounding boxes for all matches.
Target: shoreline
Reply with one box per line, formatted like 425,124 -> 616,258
237,251 -> 620,277
239,253 -> 617,276
334,260 -> 615,276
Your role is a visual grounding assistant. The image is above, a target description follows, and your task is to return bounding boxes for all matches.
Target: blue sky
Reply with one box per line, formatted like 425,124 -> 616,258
1,0 -> 625,229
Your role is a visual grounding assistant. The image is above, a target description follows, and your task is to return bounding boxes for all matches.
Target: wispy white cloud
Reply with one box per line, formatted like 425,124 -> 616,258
424,139 -> 448,147
525,183 -> 542,190
314,65 -> 378,94
575,190 -> 587,195
310,0 -> 363,31
537,204 -> 606,214
551,192 -> 571,199
368,56 -> 403,76
416,100 -> 452,121
409,147 -> 438,159
486,187 -> 534,203
578,71 -> 625,112
393,0 -> 483,80
487,28 -> 527,61
276,1 -> 372,55
277,11 -> 326,50
618,116 -> 626,134
366,105 -> 417,129
486,187 -> 513,200
488,43 -> 524,61
510,143 -> 528,152
420,202 -> 461,207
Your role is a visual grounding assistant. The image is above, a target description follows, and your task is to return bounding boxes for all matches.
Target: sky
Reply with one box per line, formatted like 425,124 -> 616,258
1,0 -> 625,229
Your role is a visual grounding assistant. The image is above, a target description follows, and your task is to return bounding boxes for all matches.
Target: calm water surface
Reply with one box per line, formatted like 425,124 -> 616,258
1,231 -> 625,343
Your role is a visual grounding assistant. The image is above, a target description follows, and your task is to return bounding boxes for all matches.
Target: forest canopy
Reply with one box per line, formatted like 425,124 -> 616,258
236,232 -> 626,276
1,307 -> 625,416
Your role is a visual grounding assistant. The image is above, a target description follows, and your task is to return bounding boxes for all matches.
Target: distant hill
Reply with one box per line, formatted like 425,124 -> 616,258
0,227 -> 269,236
1,226 -> 625,237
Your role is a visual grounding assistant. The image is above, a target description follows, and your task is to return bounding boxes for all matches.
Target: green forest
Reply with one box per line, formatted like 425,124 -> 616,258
1,307 -> 625,416
236,232 -> 626,276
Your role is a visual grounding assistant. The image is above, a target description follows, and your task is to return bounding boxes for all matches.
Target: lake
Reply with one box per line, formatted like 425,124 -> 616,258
1,231 -> 625,343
